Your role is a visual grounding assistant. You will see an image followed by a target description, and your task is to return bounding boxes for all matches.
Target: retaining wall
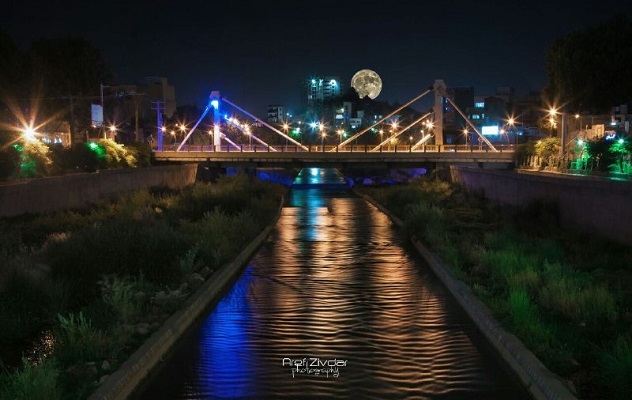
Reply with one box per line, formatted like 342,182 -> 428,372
449,166 -> 632,245
0,164 -> 198,217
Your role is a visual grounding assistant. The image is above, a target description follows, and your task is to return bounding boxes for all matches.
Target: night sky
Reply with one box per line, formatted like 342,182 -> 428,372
4,0 -> 632,114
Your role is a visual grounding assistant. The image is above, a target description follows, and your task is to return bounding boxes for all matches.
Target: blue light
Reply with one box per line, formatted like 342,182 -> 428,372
196,266 -> 255,398
210,100 -> 219,109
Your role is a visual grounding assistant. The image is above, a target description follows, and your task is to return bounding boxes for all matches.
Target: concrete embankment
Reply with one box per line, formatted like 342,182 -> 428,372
0,164 -> 198,217
355,190 -> 578,400
449,166 -> 632,246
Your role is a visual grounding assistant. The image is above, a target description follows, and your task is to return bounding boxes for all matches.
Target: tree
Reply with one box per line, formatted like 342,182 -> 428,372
544,15 -> 632,113
28,37 -> 112,136
29,37 -> 111,97
585,136 -> 631,172
535,137 -> 561,169
0,28 -> 27,97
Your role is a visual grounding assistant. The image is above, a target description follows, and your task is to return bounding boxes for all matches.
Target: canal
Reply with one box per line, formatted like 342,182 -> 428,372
133,168 -> 529,399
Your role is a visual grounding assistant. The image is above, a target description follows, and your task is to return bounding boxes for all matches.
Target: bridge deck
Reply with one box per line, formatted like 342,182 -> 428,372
153,144 -> 515,166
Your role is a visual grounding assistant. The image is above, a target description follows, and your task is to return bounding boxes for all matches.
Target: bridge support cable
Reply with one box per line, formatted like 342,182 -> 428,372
176,101 -> 213,152
333,87 -> 434,151
224,117 -> 278,151
370,111 -> 432,152
444,96 -> 498,152
222,98 -> 308,151
219,132 -> 242,151
411,134 -> 433,150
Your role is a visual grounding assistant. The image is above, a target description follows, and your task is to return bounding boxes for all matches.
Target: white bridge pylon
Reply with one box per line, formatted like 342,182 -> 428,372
176,92 -> 308,152
333,79 -> 497,153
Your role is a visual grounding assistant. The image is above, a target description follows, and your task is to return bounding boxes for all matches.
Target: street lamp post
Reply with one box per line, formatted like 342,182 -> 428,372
550,108 -> 566,159
507,117 -> 516,145
282,122 -> 289,148
245,125 -> 252,147
100,84 -> 110,139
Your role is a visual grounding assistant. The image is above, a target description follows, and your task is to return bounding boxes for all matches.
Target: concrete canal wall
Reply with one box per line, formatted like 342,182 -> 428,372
0,164 -> 198,217
449,166 -> 632,246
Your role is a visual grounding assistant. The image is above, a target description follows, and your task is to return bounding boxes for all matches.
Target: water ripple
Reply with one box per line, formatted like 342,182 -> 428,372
134,185 -> 528,400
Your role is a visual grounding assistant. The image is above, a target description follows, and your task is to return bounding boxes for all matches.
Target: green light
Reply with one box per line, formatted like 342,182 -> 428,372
618,138 -> 625,144
87,142 -> 106,159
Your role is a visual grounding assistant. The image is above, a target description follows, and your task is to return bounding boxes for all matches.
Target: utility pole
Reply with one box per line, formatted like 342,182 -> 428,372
151,101 -> 165,151
69,95 -> 76,145
100,84 -> 110,139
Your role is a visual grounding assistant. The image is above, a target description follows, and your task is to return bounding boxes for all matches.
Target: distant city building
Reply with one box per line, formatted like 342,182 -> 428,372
267,105 -> 285,123
305,77 -> 341,106
143,77 -> 176,118
445,86 -> 474,131
109,77 -> 176,142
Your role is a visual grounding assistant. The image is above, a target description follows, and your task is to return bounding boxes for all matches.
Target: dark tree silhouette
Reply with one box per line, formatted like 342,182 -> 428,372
544,15 -> 632,113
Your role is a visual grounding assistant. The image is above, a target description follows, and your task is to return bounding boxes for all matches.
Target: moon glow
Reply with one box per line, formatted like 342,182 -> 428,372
351,69 -> 382,99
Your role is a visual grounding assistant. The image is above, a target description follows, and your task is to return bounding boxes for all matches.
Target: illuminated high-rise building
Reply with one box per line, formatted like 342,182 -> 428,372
305,77 -> 341,106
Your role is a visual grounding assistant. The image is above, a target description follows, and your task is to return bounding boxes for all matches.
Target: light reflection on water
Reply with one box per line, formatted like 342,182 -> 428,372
134,168 -> 528,400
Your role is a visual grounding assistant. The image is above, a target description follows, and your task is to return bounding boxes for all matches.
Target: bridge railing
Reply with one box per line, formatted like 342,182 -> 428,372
155,144 -> 515,153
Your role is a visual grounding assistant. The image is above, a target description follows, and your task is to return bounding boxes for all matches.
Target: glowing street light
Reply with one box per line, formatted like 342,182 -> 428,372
22,125 -> 37,142
549,106 -> 567,157
462,127 -> 469,144
245,124 -> 251,146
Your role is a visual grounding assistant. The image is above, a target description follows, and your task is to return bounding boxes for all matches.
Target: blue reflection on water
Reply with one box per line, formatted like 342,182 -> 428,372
196,266 -> 256,398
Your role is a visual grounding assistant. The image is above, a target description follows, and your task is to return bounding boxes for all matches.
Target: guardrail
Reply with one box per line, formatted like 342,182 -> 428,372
154,144 -> 516,153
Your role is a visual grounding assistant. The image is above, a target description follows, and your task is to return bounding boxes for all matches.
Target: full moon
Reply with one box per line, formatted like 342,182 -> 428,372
351,69 -> 382,99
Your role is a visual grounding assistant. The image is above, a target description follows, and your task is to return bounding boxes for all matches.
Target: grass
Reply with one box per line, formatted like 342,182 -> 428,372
358,176 -> 631,399
0,358 -> 63,400
600,336 -> 632,400
0,173 -> 286,399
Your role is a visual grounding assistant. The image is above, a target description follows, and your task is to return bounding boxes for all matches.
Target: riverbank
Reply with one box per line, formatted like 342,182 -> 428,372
356,177 -> 632,400
0,174 -> 286,399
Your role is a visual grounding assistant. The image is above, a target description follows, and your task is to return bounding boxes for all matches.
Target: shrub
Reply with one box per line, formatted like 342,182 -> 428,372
403,201 -> 446,244
17,140 -> 53,179
88,139 -> 136,169
0,141 -> 20,180
125,142 -> 153,167
178,244 -> 200,275
0,260 -> 66,341
46,219 -> 187,305
100,275 -> 144,324
507,288 -> 552,353
601,336 -> 632,400
0,358 -> 63,400
538,261 -> 617,324
53,312 -> 112,366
